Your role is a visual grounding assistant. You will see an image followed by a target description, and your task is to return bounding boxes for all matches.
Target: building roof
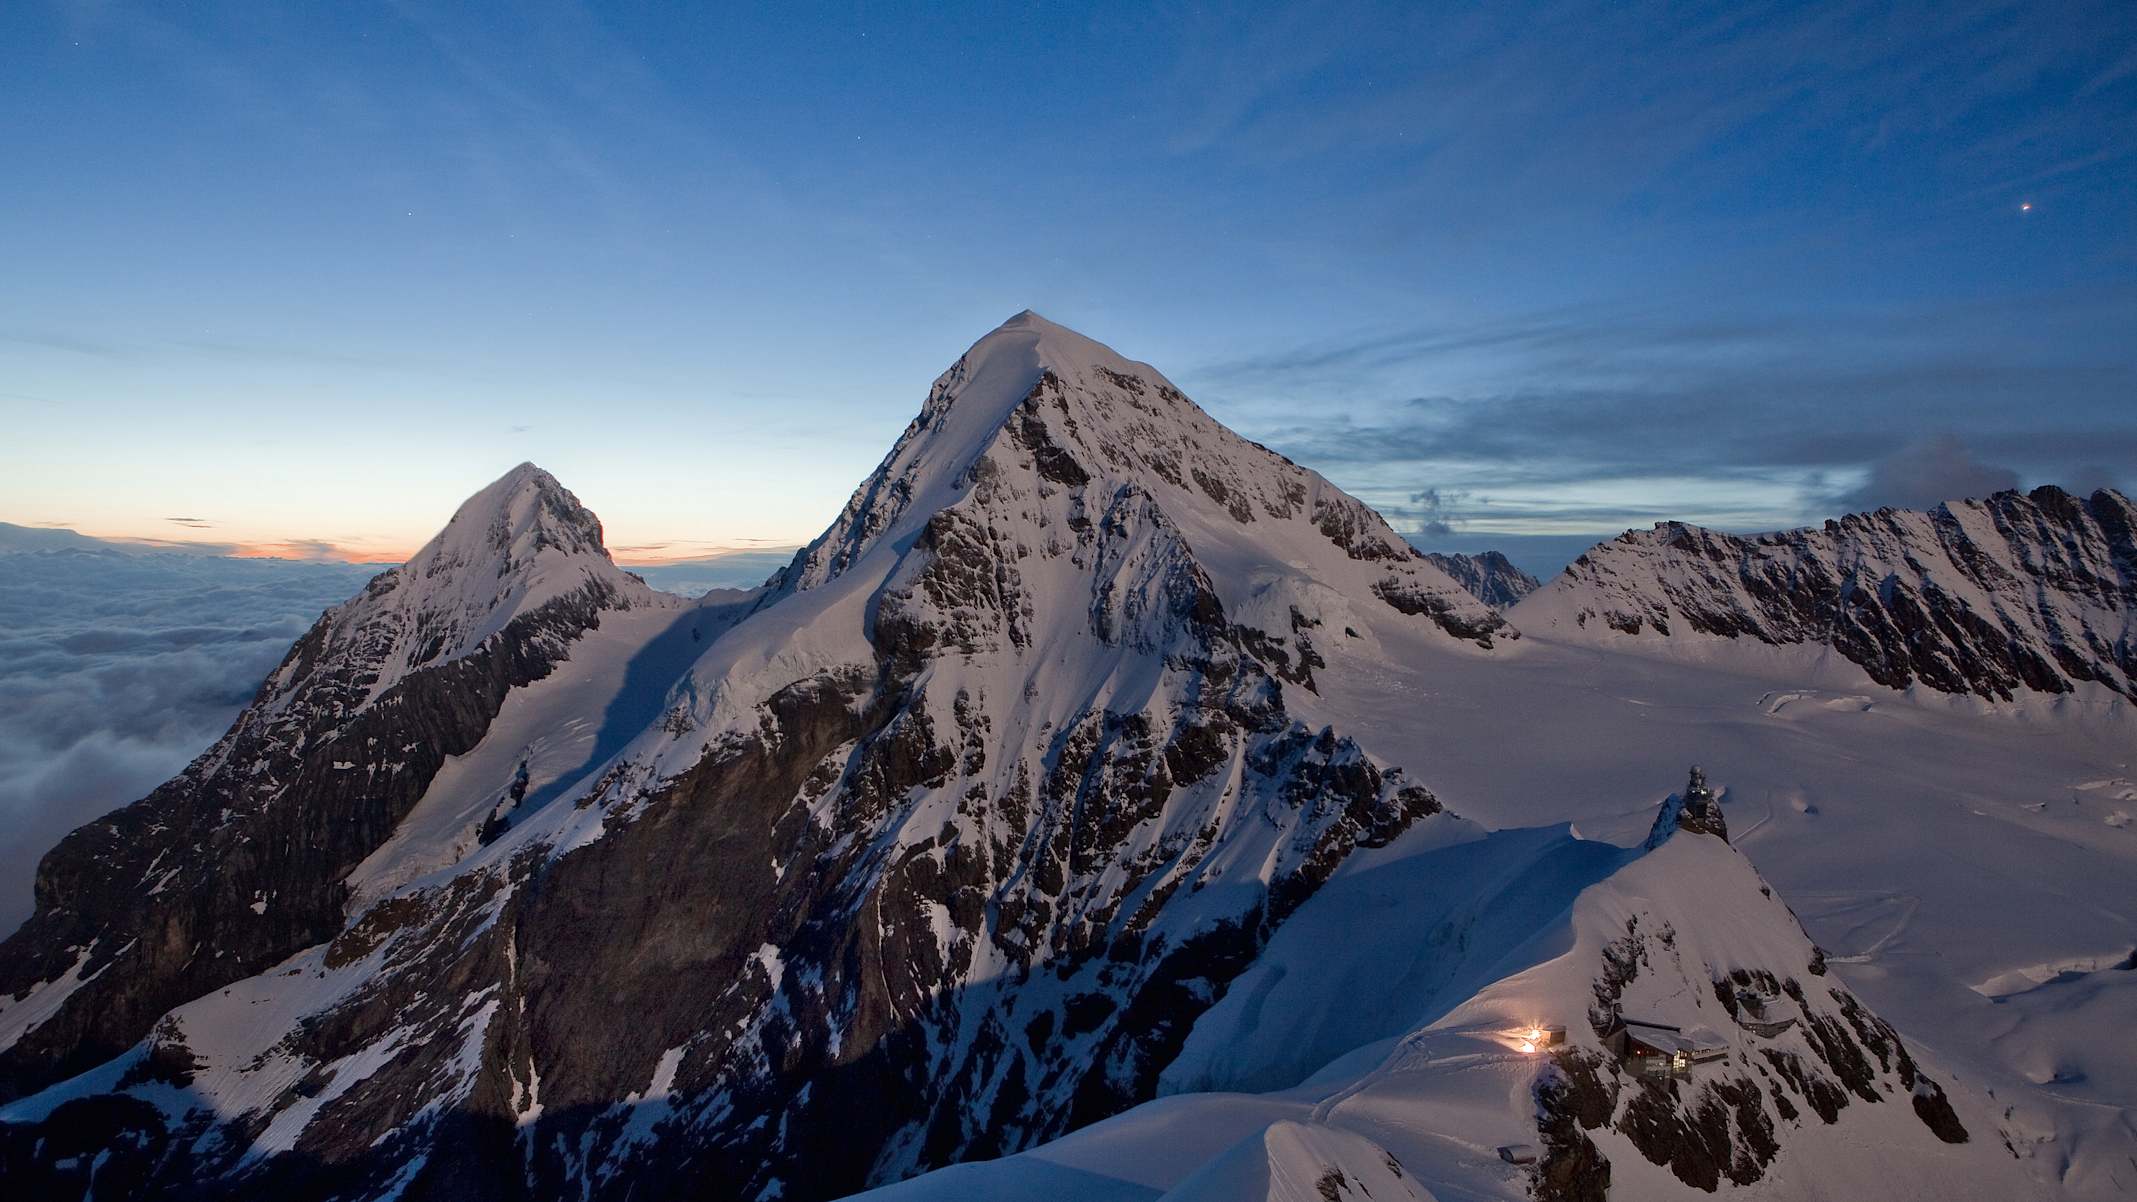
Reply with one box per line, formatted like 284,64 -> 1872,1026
1617,1018 -> 1728,1056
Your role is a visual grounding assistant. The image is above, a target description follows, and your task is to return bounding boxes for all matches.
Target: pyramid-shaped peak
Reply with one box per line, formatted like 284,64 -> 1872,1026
989,308 -> 1073,339
297,465 -> 665,705
455,460 -> 564,514
494,460 -> 554,488
430,462 -> 605,562
885,311 -> 1191,490
779,310 -> 1509,646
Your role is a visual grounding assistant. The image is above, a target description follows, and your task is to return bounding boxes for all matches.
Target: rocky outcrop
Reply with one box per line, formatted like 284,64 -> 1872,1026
1515,486 -> 2137,701
1537,791 -> 1983,1198
0,465 -> 669,1102
1421,550 -> 1541,609
1646,766 -> 1728,846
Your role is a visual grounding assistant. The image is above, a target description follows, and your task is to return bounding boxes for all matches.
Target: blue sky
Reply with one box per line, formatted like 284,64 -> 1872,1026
3,0 -> 2133,571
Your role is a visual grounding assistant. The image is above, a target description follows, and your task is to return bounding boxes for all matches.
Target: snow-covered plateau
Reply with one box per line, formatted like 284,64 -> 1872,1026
1,312 -> 2130,1202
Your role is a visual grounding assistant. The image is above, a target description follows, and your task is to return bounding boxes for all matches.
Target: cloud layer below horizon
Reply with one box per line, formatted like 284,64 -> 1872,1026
0,550 -> 379,934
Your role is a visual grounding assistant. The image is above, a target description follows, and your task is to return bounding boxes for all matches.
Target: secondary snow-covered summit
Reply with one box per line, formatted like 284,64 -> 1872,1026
283,461 -> 658,702
0,462 -> 674,1102
1515,486 -> 2137,701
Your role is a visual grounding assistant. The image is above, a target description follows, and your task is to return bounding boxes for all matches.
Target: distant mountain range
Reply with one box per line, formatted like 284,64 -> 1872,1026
1424,550 -> 1543,609
0,522 -> 162,556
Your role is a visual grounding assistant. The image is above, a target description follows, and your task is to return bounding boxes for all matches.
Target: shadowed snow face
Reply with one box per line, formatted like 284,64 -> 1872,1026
0,551 -> 379,934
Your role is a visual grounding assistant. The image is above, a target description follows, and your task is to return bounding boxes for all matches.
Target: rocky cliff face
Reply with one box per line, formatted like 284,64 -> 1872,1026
1423,550 -> 1542,609
1513,486 -> 2137,701
0,314 -> 1499,1201
0,464 -> 671,1102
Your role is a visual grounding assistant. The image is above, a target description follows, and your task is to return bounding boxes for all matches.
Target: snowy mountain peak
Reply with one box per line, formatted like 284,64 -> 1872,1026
888,310 -> 1183,471
7,314 -> 2128,1201
0,315 -> 1506,1195
282,464 -> 664,708
780,313 -> 1507,645
979,308 -> 1124,362
419,460 -> 609,579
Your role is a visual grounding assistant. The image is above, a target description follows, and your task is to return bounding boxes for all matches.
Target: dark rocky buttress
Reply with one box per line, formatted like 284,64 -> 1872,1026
0,578 -> 627,1102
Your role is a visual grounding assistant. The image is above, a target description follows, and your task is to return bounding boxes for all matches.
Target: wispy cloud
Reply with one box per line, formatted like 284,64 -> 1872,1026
1187,285 -> 2137,544
0,328 -> 131,359
1821,435 -> 2022,513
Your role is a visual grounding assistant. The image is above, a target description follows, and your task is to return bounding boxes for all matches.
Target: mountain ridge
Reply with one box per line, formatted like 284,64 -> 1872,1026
1514,485 -> 2137,701
0,315 -> 2126,1201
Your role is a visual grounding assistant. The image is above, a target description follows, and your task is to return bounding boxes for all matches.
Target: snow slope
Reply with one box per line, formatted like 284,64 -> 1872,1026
1308,614 -> 2134,1199
864,474 -> 2137,1201
342,589 -> 753,911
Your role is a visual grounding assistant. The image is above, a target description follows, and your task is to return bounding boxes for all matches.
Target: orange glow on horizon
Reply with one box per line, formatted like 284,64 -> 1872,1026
222,541 -> 413,564
58,527 -> 797,568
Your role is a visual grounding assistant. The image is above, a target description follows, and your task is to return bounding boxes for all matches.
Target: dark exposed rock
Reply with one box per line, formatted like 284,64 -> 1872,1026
0,1094 -> 177,1201
1534,1053 -> 1615,1202
1370,574 -> 1509,647
1588,917 -> 1648,1033
0,317 -> 1487,1200
1912,1077 -> 1971,1144
1620,1078 -> 1733,1190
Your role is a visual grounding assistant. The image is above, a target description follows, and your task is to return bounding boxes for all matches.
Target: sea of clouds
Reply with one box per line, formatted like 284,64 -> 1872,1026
0,549 -> 381,935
